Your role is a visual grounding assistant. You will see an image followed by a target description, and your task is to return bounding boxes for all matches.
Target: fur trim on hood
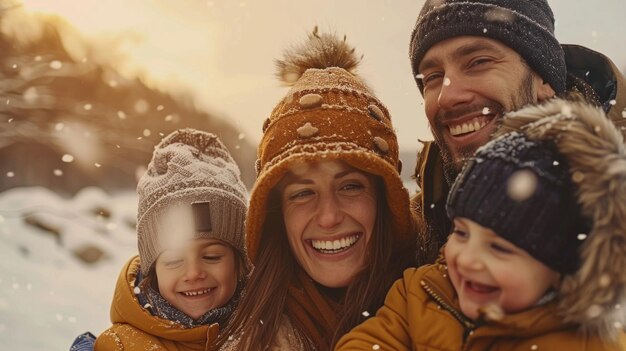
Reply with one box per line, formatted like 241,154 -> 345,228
496,98 -> 626,341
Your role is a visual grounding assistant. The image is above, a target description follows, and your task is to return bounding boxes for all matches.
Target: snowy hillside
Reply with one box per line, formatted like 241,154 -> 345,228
0,187 -> 137,350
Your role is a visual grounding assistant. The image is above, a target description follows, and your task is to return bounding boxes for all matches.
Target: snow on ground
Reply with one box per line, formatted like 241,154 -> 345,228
0,187 -> 137,350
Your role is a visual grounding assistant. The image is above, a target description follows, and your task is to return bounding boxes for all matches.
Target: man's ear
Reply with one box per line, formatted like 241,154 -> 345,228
537,79 -> 556,102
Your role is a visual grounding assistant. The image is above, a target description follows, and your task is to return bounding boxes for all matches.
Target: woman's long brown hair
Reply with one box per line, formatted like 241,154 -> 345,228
216,180 -> 416,350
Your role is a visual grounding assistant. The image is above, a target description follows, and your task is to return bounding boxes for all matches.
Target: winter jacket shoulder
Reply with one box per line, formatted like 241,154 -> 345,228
335,262 -> 625,351
94,256 -> 219,351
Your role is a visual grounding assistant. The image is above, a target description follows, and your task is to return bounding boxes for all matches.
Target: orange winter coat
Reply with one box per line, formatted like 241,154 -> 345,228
95,256 -> 219,351
336,263 -> 625,351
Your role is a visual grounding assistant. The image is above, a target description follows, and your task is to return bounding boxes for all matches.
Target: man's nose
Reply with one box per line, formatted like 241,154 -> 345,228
437,73 -> 474,111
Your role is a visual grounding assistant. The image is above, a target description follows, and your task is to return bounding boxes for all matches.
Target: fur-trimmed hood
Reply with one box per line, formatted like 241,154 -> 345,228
497,98 -> 626,342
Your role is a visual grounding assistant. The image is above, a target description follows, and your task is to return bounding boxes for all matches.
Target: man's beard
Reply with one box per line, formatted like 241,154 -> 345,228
435,70 -> 536,185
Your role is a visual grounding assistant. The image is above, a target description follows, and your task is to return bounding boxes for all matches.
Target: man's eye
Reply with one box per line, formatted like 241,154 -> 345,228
469,58 -> 492,68
423,72 -> 443,85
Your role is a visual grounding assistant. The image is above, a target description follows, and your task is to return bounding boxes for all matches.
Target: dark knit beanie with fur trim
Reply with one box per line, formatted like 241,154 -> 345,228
446,131 -> 588,274
410,0 -> 566,94
137,129 -> 248,275
246,28 -> 413,263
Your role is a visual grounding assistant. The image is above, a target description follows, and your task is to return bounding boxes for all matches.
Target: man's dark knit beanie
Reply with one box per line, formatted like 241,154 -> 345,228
446,132 -> 589,274
410,0 -> 566,95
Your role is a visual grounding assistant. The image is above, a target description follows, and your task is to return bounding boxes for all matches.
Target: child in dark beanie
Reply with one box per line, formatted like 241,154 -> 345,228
336,99 -> 626,351
94,129 -> 251,351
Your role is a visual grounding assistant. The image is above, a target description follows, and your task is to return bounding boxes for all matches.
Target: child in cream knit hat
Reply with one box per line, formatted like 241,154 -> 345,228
95,129 -> 250,351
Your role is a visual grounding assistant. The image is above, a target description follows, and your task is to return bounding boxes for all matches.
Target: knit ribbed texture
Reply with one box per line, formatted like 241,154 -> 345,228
410,0 -> 566,94
446,132 -> 588,274
137,129 -> 248,275
247,67 -> 412,263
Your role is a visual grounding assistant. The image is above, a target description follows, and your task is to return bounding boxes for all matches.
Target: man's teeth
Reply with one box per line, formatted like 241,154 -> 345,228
182,288 -> 212,297
311,234 -> 359,252
449,116 -> 488,136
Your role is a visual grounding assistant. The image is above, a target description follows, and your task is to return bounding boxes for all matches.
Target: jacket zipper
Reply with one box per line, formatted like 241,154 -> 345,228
420,279 -> 477,344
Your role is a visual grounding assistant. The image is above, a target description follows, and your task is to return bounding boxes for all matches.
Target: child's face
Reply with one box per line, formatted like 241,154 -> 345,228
445,217 -> 559,320
155,238 -> 238,320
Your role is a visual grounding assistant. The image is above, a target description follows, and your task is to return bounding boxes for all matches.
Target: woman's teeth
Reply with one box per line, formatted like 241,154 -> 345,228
311,234 -> 360,253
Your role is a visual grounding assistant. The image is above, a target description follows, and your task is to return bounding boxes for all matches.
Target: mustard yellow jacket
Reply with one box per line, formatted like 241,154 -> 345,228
336,263 -> 625,351
95,256 -> 219,351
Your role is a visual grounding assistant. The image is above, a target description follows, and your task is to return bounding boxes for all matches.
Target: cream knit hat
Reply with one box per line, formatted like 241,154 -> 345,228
137,129 -> 248,275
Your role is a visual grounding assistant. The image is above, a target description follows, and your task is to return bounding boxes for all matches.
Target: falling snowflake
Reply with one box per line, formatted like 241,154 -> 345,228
586,304 -> 603,318
157,105 -> 164,111
49,60 -> 63,69
598,274 -> 611,287
134,286 -> 141,295
482,107 -> 490,115
362,311 -> 370,317
443,77 -> 451,86
55,123 -> 64,131
108,80 -> 118,88
577,233 -> 587,240
62,154 -> 74,163
430,203 -> 435,209
83,103 -> 92,111
609,99 -> 616,106
483,28 -> 487,33
117,111 -> 126,119
6,172 -> 14,178
560,104 -> 573,117
238,133 -> 245,140
506,169 -> 537,201
372,345 -> 380,350
53,169 -> 63,176
94,163 -> 102,168
143,129 -> 151,137
530,345 -> 538,350
552,161 -> 559,166
415,73 -> 424,80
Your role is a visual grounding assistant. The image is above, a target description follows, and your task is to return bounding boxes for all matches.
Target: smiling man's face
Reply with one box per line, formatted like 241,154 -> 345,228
418,36 -> 555,182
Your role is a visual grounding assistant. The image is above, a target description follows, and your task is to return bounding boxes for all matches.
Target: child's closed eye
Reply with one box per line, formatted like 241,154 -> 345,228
202,255 -> 222,262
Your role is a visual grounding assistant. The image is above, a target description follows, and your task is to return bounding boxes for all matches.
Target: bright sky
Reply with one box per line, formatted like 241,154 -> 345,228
20,0 -> 626,153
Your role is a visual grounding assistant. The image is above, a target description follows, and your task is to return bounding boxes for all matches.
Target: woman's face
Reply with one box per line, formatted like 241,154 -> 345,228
155,238 -> 238,320
279,160 -> 377,288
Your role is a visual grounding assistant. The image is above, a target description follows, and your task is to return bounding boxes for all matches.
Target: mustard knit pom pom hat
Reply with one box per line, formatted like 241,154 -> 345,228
246,28 -> 414,263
